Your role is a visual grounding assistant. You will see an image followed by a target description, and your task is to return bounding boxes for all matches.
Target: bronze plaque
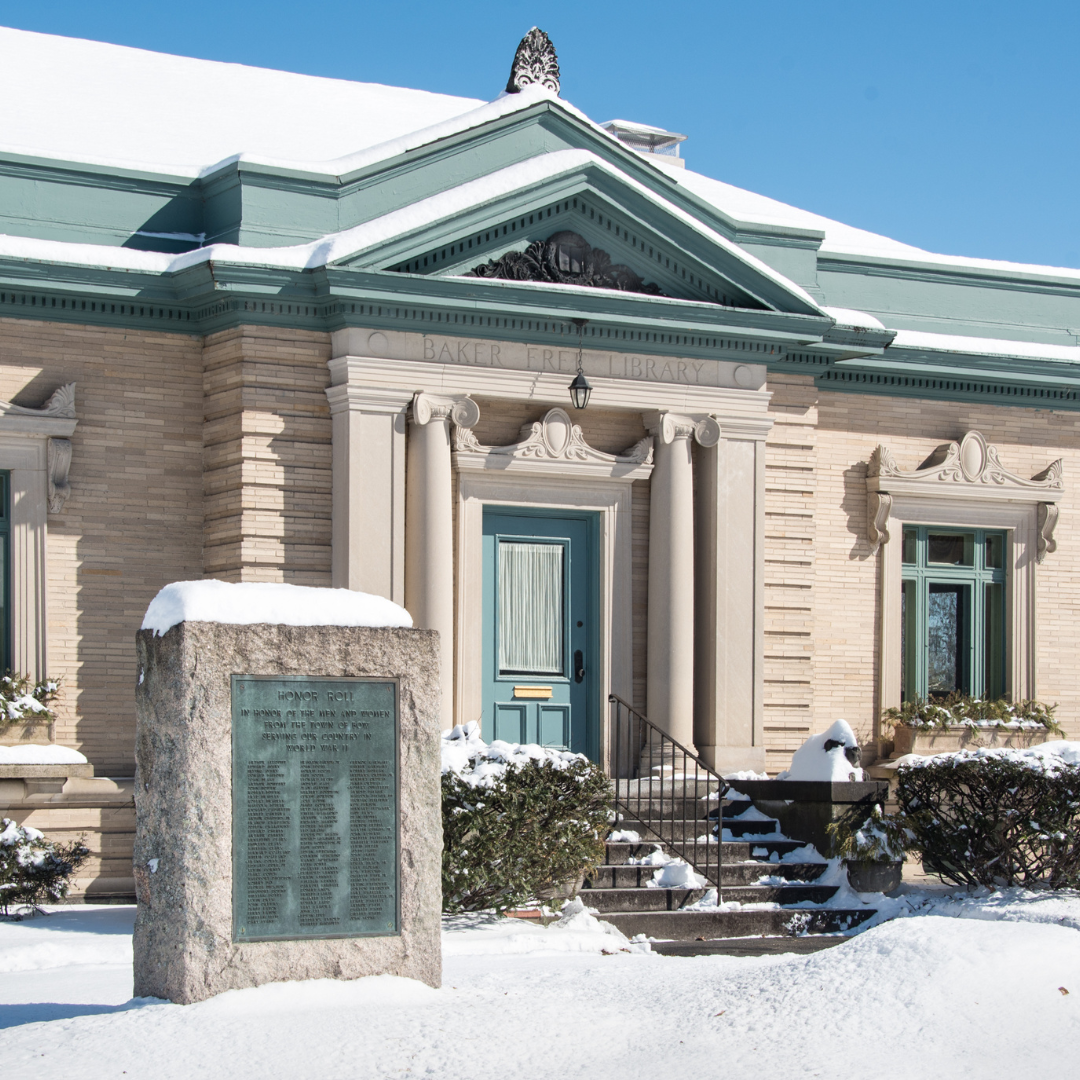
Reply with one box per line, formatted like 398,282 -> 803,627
231,675 -> 399,942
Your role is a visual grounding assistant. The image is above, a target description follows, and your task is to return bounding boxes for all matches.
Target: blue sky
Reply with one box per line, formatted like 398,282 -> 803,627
2,1 -> 1078,268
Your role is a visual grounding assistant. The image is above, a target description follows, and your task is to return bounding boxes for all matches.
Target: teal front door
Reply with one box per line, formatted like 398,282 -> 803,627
481,508 -> 598,758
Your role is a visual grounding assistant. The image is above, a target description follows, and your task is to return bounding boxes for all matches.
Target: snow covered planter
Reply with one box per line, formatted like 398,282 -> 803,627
884,696 -> 1059,757
441,723 -> 612,914
827,803 -> 910,893
896,742 -> 1080,889
0,818 -> 88,914
0,674 -> 60,742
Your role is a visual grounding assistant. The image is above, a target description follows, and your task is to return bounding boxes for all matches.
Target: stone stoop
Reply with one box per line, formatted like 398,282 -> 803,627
583,796 -> 875,956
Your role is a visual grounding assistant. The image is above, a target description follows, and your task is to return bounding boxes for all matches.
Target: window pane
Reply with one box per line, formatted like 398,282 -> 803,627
984,582 -> 1005,699
902,528 -> 917,564
928,584 -> 967,696
985,534 -> 1004,570
901,579 -> 917,702
498,541 -> 564,675
928,533 -> 973,566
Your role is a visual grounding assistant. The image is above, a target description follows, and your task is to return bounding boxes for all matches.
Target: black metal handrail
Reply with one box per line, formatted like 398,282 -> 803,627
608,694 -> 726,894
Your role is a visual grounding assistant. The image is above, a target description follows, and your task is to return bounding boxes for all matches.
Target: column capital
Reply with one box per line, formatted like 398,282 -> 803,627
642,410 -> 721,448
409,393 -> 480,429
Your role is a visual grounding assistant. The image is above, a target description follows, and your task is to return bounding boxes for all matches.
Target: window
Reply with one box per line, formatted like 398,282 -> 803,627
900,526 -> 1006,701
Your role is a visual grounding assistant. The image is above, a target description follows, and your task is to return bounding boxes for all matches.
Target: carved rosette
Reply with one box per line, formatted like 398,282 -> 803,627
505,27 -> 560,94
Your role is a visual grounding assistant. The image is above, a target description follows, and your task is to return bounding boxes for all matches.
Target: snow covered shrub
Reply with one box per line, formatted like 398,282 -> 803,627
0,818 -> 88,914
441,723 -> 613,914
896,744 -> 1080,888
883,694 -> 1059,734
0,673 -> 60,733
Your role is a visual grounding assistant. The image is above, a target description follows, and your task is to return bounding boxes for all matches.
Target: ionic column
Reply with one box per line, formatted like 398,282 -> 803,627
643,411 -> 720,759
406,393 -> 480,728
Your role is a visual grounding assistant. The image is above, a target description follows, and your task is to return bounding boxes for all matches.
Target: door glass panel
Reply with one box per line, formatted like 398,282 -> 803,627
928,584 -> 966,695
498,541 -> 564,675
928,533 -> 973,566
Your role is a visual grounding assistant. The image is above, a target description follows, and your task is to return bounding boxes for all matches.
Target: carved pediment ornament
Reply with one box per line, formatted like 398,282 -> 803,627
455,407 -> 653,467
467,231 -> 665,299
866,431 -> 1063,559
505,27 -> 560,95
0,382 -> 77,420
867,431 -> 1063,492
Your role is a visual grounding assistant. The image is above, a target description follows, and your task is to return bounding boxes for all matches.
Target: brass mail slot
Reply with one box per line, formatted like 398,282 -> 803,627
513,685 -> 553,699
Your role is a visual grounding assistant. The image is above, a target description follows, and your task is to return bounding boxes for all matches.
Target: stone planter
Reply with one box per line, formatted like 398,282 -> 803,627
892,726 -> 1052,758
0,716 -> 55,745
846,860 -> 903,894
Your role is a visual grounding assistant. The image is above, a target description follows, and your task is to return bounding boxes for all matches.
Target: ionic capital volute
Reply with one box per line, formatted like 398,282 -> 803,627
643,410 -> 721,448
409,393 -> 480,430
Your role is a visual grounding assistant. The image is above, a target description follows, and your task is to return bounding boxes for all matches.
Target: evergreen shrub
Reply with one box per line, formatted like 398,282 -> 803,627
0,673 -> 61,733
441,724 -> 612,913
896,749 -> 1080,888
0,818 -> 89,914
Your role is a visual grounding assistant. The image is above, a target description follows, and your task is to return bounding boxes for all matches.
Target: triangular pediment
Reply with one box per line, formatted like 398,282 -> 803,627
331,155 -> 822,317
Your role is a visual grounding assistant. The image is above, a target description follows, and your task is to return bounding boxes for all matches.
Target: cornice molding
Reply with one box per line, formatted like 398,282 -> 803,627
0,383 -> 78,437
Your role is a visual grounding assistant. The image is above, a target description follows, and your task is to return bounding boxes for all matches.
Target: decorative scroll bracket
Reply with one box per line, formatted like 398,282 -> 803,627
1037,502 -> 1059,563
47,438 -> 73,514
867,492 -> 893,555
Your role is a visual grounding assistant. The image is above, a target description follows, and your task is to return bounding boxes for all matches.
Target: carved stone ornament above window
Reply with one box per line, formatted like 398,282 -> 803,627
865,430 -> 1063,559
505,27 -> 560,95
467,231 -> 664,297
454,407 -> 653,479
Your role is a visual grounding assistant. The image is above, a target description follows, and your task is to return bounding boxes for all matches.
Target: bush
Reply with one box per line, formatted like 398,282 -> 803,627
896,748 -> 1080,888
882,694 -> 1059,734
0,673 -> 61,734
441,724 -> 613,914
0,818 -> 89,915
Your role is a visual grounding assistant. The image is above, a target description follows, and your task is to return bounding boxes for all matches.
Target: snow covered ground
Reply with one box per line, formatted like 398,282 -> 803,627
1,892 -> 1078,1079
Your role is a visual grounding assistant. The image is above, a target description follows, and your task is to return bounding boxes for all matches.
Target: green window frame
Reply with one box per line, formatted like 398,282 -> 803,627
0,471 -> 9,671
901,525 -> 1006,702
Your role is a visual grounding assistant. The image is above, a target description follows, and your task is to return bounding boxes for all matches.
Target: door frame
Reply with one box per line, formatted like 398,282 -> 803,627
455,469 -> 641,772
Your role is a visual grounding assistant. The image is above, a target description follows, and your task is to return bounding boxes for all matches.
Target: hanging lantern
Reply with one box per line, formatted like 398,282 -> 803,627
568,370 -> 593,410
567,317 -> 591,410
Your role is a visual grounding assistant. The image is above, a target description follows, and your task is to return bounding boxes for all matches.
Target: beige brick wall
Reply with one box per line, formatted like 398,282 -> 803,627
0,317 -> 204,774
203,327 -> 333,585
768,373 -> 1080,768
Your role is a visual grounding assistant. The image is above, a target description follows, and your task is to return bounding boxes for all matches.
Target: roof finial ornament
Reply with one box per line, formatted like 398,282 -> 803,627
505,27 -> 560,95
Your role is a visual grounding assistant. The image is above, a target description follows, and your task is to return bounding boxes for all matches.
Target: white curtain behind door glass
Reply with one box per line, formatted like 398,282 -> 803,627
499,541 -> 564,674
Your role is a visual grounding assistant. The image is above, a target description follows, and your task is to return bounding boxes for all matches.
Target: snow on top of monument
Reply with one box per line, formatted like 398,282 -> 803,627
141,581 -> 412,636
777,719 -> 863,782
0,743 -> 88,765
0,26 -> 484,177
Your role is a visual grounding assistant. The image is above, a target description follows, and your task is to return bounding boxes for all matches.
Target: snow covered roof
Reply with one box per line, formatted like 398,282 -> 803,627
0,26 -> 484,177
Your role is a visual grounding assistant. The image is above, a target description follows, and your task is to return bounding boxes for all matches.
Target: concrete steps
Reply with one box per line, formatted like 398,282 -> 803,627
585,793 -> 875,954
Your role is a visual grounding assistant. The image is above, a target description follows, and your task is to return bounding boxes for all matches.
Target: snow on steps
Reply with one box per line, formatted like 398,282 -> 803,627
585,796 -> 876,954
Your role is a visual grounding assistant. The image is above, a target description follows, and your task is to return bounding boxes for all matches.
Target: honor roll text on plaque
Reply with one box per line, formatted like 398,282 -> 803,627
231,675 -> 399,942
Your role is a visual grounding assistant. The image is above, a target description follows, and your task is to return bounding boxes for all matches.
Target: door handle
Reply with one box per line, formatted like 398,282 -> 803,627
574,649 -> 585,683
